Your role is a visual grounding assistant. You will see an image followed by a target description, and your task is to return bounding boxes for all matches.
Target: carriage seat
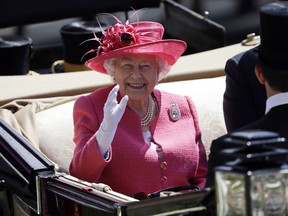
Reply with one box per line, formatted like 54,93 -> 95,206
34,75 -> 227,173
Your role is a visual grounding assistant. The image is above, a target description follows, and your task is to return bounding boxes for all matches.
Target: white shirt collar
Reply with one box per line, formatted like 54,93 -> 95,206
265,92 -> 288,114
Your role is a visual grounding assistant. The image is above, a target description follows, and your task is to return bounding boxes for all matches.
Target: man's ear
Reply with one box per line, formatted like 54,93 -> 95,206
255,65 -> 266,84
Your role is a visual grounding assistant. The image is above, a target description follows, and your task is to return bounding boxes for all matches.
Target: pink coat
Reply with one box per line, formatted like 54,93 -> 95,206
69,85 -> 207,197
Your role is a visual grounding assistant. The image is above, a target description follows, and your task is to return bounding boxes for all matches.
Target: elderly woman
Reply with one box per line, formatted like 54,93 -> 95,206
69,17 -> 207,199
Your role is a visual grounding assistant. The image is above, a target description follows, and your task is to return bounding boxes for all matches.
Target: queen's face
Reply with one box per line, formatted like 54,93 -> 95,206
113,54 -> 159,101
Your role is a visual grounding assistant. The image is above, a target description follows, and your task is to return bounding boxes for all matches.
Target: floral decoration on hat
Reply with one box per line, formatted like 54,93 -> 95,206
82,12 -> 187,74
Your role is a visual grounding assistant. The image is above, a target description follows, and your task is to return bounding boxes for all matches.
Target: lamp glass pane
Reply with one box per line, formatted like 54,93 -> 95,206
251,172 -> 287,215
215,171 -> 246,216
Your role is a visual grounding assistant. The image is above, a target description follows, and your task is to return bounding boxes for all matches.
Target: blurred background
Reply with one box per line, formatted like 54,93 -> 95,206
0,0 -> 274,74
180,0 -> 272,44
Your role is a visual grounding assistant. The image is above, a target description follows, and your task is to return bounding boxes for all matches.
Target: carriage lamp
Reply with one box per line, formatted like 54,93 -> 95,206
214,130 -> 288,216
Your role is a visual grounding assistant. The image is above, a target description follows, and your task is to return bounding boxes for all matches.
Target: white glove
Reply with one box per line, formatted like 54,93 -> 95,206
96,85 -> 129,157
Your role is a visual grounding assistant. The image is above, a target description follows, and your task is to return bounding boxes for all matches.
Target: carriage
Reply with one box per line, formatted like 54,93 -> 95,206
0,0 -> 261,215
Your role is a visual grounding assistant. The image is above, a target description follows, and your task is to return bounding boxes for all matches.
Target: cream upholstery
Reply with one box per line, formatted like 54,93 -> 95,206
35,76 -> 227,173
35,101 -> 75,172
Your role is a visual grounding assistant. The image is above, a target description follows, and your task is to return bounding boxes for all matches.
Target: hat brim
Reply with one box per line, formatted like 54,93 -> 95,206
85,39 -> 187,74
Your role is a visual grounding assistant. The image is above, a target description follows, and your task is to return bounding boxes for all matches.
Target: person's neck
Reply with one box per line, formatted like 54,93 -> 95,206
128,97 -> 150,118
266,84 -> 280,99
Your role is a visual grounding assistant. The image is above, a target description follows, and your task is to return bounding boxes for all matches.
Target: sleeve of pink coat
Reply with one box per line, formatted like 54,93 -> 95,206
69,95 -> 110,183
185,95 -> 208,189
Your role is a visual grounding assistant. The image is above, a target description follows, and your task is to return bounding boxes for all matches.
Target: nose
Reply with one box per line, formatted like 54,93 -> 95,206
130,67 -> 142,79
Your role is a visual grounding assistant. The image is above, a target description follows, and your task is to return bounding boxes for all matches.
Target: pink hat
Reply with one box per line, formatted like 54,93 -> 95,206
84,20 -> 187,74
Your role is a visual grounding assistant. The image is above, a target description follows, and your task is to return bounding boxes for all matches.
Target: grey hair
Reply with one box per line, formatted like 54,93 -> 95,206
156,56 -> 171,81
103,58 -> 117,76
103,56 -> 171,82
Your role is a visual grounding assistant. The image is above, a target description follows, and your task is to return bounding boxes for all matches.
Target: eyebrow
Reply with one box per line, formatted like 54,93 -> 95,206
119,56 -> 156,65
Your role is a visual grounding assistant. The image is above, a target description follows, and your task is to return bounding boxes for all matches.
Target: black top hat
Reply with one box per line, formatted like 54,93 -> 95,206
258,2 -> 288,70
60,21 -> 107,65
0,35 -> 32,75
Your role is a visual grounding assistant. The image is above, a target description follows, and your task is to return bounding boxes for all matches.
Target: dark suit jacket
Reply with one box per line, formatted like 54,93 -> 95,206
206,104 -> 288,188
224,47 -> 267,132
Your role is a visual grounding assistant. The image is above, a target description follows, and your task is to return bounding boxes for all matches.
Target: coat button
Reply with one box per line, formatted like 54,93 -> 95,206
161,175 -> 168,182
160,161 -> 167,170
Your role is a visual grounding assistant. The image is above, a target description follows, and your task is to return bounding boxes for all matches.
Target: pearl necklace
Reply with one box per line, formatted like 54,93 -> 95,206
141,95 -> 155,127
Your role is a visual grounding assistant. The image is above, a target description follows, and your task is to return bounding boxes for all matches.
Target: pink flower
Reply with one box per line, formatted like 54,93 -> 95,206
97,23 -> 138,55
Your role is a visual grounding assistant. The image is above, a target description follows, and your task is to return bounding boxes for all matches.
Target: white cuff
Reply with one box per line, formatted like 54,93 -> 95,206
95,124 -> 116,157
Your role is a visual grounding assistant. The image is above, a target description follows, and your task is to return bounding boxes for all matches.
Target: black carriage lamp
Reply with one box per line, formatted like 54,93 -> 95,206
214,130 -> 288,216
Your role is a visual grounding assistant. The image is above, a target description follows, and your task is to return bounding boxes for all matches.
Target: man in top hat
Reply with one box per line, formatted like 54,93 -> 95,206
223,0 -> 288,133
206,1 -> 288,188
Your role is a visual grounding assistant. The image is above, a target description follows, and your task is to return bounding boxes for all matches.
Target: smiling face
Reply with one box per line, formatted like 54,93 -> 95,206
112,54 -> 159,102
